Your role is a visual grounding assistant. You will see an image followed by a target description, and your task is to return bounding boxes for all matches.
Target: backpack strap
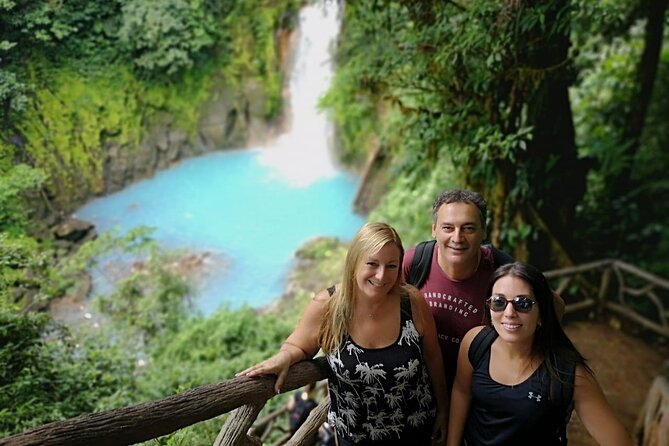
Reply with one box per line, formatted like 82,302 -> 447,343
407,240 -> 436,289
399,290 -> 413,320
550,360 -> 576,445
483,244 -> 514,269
467,325 -> 497,367
409,242 -> 512,289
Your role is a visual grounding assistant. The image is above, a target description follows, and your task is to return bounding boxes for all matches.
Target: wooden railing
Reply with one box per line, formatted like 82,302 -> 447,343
2,259 -> 667,446
0,360 -> 329,446
545,259 -> 669,338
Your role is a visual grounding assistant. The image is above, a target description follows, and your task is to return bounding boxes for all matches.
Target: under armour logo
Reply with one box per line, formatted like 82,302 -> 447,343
527,392 -> 542,402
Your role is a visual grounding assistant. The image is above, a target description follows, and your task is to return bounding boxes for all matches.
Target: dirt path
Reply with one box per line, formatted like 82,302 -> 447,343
564,321 -> 668,445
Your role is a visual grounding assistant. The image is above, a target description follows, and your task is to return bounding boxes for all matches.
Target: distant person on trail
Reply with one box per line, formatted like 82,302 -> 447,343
447,262 -> 633,446
402,188 -> 565,393
287,383 -> 334,446
287,383 -> 318,435
238,222 -> 448,445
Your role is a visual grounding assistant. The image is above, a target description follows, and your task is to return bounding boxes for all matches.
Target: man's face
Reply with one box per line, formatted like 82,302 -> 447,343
431,202 -> 487,267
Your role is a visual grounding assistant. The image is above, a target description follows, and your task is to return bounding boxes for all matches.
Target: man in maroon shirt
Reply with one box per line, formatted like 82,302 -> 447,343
402,189 -> 509,393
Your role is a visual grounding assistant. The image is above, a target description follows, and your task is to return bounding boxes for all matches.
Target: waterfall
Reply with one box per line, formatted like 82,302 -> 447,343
258,0 -> 342,187
68,0 -> 362,317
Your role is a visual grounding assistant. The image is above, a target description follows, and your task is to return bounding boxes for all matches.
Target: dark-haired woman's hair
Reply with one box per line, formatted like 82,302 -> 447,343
484,262 -> 592,390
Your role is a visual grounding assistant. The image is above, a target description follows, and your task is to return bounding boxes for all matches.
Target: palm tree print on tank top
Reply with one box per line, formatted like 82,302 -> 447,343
326,292 -> 436,444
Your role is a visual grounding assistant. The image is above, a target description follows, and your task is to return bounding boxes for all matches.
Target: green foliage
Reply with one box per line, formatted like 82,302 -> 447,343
320,64 -> 378,165
0,231 -> 66,310
219,0 -> 301,117
570,3 -> 669,274
0,0 -> 120,57
18,67 -> 146,207
61,226 -> 193,343
0,144 -> 47,233
0,306 -> 137,437
17,63 -> 212,210
6,0 -> 300,211
325,1 -> 553,245
0,69 -> 28,122
327,0 -> 544,174
326,0 -> 668,271
142,307 -> 292,392
118,0 -> 216,76
117,306 -> 295,445
60,226 -> 156,274
369,161 -> 456,247
571,24 -> 643,176
93,249 -> 193,342
140,418 -> 225,446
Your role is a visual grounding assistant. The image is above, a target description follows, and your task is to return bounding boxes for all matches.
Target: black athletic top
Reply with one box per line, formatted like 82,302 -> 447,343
465,328 -> 573,445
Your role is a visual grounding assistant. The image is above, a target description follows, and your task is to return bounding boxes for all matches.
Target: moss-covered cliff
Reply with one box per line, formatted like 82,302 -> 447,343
3,0 -> 301,214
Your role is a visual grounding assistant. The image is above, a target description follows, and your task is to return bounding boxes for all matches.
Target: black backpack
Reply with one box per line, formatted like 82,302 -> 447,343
317,422 -> 335,446
406,240 -> 514,289
468,326 -> 575,445
288,393 -> 318,433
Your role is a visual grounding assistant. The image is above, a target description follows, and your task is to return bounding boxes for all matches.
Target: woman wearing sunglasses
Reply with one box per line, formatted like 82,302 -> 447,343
447,262 -> 633,446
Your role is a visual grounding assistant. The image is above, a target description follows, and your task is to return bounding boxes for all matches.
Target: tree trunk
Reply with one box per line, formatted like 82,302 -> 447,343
502,0 -> 587,269
613,0 -> 668,197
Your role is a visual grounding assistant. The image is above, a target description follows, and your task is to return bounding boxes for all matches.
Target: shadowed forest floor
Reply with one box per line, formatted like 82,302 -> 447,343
564,321 -> 667,445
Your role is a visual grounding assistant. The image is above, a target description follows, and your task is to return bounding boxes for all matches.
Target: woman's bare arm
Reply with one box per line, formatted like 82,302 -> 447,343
236,289 -> 330,392
573,365 -> 634,446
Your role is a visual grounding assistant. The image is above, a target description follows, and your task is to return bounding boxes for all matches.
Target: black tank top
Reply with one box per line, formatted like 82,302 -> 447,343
465,328 -> 572,445
325,289 -> 436,445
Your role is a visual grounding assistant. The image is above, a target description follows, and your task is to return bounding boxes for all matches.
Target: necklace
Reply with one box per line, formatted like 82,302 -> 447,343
511,358 -> 533,389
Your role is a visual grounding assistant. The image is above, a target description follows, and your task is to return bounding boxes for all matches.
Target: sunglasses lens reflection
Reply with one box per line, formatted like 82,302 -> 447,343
515,297 -> 534,312
488,296 -> 535,313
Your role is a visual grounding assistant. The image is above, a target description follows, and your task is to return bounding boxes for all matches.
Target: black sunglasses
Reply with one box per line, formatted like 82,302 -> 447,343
487,295 -> 536,313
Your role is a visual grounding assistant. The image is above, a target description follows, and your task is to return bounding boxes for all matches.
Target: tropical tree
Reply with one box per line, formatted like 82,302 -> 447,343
326,0 -> 668,271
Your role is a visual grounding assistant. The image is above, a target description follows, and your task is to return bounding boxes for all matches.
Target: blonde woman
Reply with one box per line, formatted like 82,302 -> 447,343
238,222 -> 448,445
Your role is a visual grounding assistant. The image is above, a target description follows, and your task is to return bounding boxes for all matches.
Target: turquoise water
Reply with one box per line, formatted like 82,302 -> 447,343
74,148 -> 365,314
73,1 -> 360,314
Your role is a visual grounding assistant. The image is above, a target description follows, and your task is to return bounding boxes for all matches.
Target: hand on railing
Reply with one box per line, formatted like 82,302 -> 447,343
236,349 -> 294,393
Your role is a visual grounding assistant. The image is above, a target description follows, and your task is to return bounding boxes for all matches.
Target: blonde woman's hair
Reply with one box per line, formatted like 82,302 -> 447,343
318,222 -> 405,353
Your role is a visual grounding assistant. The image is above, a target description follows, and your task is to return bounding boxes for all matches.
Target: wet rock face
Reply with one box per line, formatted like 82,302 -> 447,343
53,217 -> 96,243
52,217 -> 98,257
101,76 -> 277,199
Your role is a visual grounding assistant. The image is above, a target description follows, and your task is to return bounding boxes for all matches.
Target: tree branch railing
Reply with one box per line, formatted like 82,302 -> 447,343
1,259 -> 667,445
544,259 -> 669,338
0,359 -> 329,446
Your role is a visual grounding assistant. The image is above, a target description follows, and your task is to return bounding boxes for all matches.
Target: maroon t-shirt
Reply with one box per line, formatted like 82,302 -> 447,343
403,243 -> 496,392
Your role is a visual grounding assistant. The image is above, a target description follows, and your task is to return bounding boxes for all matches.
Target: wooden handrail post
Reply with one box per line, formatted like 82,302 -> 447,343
597,265 -> 612,319
214,402 -> 266,446
634,361 -> 669,446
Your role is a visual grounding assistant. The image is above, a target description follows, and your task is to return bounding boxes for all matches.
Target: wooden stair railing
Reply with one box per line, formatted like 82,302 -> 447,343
0,358 -> 329,446
545,259 -> 669,338
239,381 -> 329,446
